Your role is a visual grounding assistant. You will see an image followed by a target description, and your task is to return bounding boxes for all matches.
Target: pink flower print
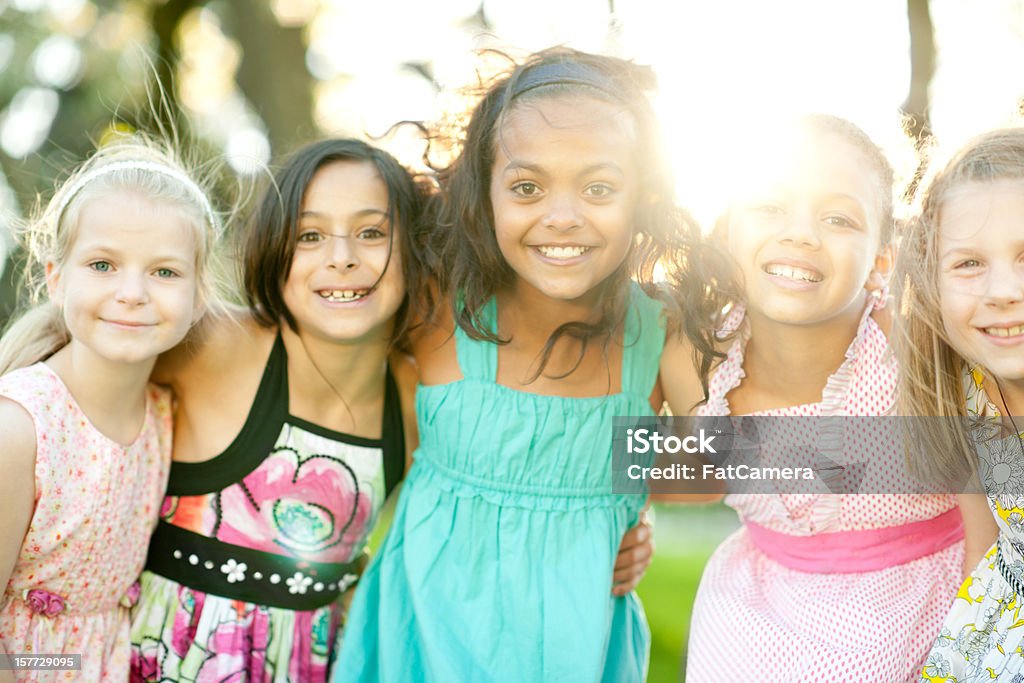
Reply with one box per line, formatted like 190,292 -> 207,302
217,447 -> 373,563
131,637 -> 167,682
121,581 -> 142,608
170,587 -> 205,658
23,588 -> 65,617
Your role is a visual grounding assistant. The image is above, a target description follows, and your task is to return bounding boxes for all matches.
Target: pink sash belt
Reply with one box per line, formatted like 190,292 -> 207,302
745,507 -> 964,574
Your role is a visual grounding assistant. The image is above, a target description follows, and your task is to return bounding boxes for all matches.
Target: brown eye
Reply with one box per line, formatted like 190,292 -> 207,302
584,183 -> 615,198
512,182 -> 541,197
297,230 -> 325,243
357,226 -> 387,241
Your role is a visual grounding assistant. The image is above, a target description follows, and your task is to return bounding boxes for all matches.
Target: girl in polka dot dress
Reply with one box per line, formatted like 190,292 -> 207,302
0,139 -> 221,682
903,128 -> 1024,682
675,116 -> 984,682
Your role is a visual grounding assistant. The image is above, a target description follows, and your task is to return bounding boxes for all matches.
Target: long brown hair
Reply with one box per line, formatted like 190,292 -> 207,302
429,47 -> 737,390
894,127 -> 1024,485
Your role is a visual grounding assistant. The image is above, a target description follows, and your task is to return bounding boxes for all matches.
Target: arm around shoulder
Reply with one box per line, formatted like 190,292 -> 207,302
659,331 -> 709,418
650,332 -> 726,503
153,306 -> 266,389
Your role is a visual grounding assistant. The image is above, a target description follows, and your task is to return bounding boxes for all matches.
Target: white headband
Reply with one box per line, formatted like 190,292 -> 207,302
54,160 -> 221,236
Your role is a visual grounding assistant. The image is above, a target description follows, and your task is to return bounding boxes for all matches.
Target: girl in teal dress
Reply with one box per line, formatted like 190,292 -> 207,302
334,48 -> 731,682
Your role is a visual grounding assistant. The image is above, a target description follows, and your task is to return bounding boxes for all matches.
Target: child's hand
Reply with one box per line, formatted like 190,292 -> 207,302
611,510 -> 654,596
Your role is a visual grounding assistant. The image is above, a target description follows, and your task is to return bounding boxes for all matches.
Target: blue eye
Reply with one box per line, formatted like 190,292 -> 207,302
89,261 -> 112,272
155,267 -> 179,278
955,258 -> 982,269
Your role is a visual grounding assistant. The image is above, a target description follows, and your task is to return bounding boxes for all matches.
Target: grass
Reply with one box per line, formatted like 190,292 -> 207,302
637,503 -> 736,682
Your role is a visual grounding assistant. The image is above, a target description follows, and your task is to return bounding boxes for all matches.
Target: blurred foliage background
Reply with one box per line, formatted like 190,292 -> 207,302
2,0 -> 1023,679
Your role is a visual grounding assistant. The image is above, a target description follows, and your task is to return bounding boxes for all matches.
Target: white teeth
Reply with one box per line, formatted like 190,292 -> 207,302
537,245 -> 588,259
764,264 -> 822,282
984,324 -> 1024,338
319,289 -> 368,302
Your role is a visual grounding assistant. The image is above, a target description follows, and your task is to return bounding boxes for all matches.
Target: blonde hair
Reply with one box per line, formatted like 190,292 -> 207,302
894,127 -> 1024,486
0,136 -> 227,375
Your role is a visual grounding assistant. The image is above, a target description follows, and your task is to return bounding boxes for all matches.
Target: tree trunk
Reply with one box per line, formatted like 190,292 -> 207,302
224,3 -> 317,156
902,0 -> 936,199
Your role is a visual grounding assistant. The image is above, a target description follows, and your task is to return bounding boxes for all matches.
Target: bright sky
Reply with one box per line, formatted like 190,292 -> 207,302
299,0 -> 1024,225
3,0 -> 1024,234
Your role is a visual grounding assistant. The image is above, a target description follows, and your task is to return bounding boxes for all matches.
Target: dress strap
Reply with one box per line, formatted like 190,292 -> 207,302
166,331 -> 289,495
620,283 -> 666,399
381,364 -> 405,497
454,298 -> 499,382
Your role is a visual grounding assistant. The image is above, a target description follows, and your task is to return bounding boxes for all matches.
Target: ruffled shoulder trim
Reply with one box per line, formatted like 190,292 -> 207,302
700,304 -> 750,416
820,291 -> 892,417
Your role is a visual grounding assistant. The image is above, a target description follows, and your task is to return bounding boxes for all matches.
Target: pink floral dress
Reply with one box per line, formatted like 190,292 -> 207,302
129,333 -> 404,683
686,301 -> 965,682
0,363 -> 172,682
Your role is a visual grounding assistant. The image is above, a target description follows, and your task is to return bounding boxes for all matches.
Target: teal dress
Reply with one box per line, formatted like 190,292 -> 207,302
334,286 -> 662,682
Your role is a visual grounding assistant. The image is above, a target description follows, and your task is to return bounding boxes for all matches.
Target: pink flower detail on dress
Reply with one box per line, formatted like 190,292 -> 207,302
217,447 -> 372,563
23,588 -> 66,617
121,580 -> 142,608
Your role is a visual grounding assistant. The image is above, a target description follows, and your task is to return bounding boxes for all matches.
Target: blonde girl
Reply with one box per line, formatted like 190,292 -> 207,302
903,128 -> 1024,683
0,138 -> 220,682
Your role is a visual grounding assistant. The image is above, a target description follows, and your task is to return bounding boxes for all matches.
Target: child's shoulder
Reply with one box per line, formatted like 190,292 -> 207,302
0,393 -> 38,453
410,298 -> 462,387
0,363 -> 63,412
154,306 -> 273,387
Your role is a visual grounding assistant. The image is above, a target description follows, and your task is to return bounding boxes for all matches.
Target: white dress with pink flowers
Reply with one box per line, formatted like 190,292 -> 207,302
686,301 -> 965,683
0,363 -> 172,682
129,333 -> 405,683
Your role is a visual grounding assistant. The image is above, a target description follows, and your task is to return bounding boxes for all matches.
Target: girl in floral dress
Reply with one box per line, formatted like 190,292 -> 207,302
0,139 -> 220,682
679,115 -> 988,682
901,128 -> 1024,682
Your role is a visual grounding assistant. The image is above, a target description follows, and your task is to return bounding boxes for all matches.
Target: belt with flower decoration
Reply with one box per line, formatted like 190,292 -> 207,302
144,521 -> 363,611
995,539 -> 1024,597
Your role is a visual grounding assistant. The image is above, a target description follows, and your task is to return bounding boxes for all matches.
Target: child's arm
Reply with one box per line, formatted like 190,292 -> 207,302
957,493 -> 999,577
388,350 -> 420,474
612,512 -> 653,596
655,332 -> 726,503
0,399 -> 37,682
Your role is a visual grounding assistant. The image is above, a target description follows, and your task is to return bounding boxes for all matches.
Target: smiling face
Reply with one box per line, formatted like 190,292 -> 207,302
281,160 -> 405,345
49,191 -> 201,368
488,95 -> 640,305
724,132 -> 888,328
938,179 -> 1024,402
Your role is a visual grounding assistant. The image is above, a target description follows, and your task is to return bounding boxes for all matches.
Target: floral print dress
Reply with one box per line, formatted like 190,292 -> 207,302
0,364 -> 172,682
922,368 -> 1024,683
129,334 -> 404,683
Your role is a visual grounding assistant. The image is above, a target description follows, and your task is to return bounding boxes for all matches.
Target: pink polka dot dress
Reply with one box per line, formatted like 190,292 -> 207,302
686,301 -> 965,683
0,363 -> 172,682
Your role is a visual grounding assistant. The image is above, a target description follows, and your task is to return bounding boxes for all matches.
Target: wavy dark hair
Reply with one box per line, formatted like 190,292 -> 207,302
428,48 -> 738,391
242,138 -> 429,349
